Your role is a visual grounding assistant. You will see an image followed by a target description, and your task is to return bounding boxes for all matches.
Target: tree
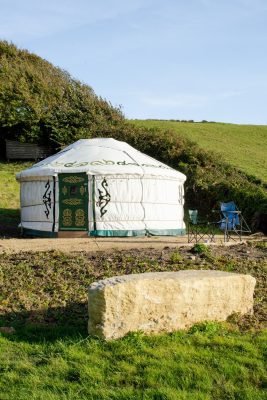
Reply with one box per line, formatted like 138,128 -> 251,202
0,41 -> 124,148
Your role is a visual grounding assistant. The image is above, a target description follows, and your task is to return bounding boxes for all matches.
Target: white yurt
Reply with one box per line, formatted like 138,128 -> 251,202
16,138 -> 186,237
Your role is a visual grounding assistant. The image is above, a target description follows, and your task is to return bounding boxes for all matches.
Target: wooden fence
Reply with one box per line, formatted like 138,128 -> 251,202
5,140 -> 53,161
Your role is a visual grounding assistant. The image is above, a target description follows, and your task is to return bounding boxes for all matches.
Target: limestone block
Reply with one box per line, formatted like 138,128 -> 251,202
88,270 -> 256,340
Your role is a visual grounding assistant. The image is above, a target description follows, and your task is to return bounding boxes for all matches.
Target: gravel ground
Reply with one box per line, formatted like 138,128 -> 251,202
0,234 -> 265,254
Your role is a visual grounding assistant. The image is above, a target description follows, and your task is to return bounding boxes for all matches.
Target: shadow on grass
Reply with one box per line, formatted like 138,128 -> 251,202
0,208 -> 21,238
0,302 -> 89,343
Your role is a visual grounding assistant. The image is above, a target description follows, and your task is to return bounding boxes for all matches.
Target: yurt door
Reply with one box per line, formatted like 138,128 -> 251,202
58,173 -> 88,231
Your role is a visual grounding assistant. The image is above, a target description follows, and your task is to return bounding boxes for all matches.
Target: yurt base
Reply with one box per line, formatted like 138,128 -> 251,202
22,229 -> 88,238
58,231 -> 88,238
22,228 -> 186,238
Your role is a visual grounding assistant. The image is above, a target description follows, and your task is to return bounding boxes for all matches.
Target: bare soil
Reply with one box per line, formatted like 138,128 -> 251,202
0,239 -> 266,332
0,234 -> 265,254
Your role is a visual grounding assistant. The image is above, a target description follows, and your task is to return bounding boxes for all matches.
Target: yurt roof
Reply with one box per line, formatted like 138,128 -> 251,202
16,138 -> 186,181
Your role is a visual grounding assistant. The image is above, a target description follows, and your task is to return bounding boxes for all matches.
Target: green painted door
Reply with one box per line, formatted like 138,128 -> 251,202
58,173 -> 88,231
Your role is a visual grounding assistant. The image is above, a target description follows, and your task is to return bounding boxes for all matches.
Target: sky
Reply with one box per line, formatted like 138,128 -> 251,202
1,0 -> 267,124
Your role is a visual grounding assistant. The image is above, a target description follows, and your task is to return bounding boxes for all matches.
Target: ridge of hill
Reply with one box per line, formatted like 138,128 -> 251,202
130,120 -> 267,184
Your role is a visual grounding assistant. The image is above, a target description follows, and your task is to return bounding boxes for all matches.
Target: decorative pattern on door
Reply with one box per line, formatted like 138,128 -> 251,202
62,198 -> 82,206
62,209 -> 72,226
59,173 -> 88,231
75,209 -> 85,226
62,176 -> 85,184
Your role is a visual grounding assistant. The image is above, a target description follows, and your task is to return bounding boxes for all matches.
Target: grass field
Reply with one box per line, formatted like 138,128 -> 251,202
0,328 -> 266,400
0,244 -> 267,400
0,162 -> 31,209
130,120 -> 267,183
0,162 -> 31,236
0,162 -> 266,399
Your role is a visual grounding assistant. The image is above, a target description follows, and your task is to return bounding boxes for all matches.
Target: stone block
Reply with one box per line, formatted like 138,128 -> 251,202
88,270 -> 255,340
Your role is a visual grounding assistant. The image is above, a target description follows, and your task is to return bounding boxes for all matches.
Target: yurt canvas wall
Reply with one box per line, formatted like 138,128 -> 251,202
19,176 -> 57,236
17,138 -> 186,237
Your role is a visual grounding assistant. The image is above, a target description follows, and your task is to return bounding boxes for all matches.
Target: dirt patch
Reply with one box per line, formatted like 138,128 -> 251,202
0,234 -> 265,254
0,241 -> 266,332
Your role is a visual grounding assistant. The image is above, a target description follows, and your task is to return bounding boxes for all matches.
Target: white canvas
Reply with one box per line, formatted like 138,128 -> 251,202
17,139 -> 186,236
16,138 -> 186,181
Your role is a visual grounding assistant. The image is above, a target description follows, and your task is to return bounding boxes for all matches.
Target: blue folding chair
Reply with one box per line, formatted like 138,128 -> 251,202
218,201 -> 250,242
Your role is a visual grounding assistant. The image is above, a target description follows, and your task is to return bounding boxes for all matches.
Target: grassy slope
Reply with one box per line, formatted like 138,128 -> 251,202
0,162 -> 30,208
130,120 -> 267,183
0,162 -> 31,236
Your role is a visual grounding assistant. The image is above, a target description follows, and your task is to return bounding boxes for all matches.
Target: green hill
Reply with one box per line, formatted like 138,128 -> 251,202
130,120 -> 267,184
0,41 -> 266,219
0,41 -> 123,148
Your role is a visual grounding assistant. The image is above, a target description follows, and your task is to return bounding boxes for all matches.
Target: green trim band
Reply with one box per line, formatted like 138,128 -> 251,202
92,175 -> 97,231
22,228 -> 186,238
22,228 -> 58,238
89,229 -> 186,237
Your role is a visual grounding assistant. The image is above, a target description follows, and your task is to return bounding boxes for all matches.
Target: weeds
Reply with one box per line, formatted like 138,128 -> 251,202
191,243 -> 211,255
188,321 -> 227,336
170,251 -> 182,263
254,241 -> 267,250
0,245 -> 266,331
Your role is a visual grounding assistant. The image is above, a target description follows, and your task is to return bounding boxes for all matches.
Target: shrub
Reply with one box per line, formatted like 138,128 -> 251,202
170,251 -> 182,263
0,41 -> 124,148
191,243 -> 211,255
